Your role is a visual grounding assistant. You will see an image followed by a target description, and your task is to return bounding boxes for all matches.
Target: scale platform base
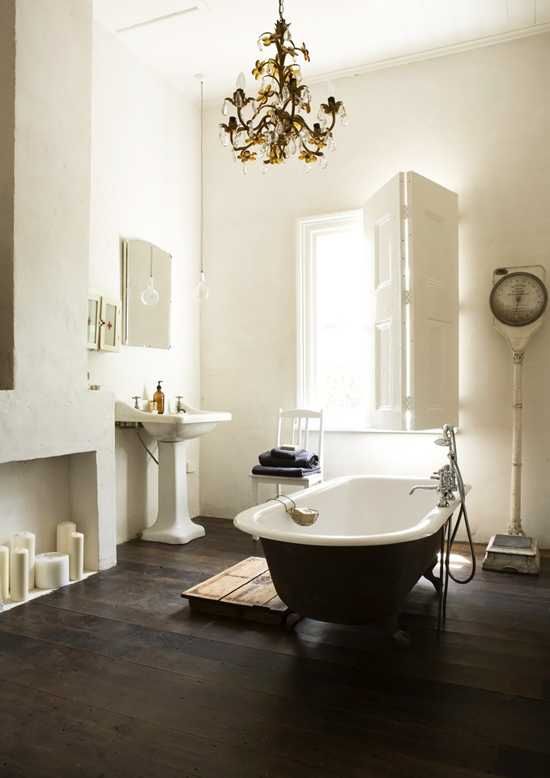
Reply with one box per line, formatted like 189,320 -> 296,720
482,534 -> 540,575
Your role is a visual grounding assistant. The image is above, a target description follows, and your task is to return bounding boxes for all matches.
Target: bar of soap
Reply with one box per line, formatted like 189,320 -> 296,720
35,552 -> 69,590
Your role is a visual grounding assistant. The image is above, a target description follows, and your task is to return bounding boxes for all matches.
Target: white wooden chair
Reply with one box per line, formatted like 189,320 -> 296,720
250,408 -> 325,506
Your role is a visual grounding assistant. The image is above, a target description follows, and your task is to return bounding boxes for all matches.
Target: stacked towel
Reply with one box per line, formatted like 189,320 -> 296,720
252,465 -> 321,478
258,447 -> 319,469
253,447 -> 320,478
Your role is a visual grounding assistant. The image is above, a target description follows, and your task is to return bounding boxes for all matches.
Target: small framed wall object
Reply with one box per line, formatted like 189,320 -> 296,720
87,292 -> 101,350
99,297 -> 121,352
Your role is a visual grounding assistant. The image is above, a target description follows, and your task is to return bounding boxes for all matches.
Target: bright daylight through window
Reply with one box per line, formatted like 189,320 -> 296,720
298,211 -> 370,430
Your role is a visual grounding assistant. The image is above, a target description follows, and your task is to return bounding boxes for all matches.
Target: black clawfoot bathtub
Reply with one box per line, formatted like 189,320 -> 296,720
234,476 -> 464,630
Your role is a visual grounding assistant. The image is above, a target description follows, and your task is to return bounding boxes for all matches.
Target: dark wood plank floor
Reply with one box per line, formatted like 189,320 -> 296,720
0,517 -> 549,777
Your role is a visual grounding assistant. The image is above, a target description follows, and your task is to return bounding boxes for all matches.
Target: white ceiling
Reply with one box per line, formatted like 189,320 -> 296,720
93,0 -> 550,98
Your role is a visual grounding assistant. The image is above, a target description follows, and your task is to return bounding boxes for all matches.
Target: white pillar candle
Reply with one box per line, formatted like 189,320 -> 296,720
11,548 -> 29,603
69,532 -> 84,582
0,546 -> 9,602
35,552 -> 69,590
10,531 -> 35,589
57,521 -> 76,555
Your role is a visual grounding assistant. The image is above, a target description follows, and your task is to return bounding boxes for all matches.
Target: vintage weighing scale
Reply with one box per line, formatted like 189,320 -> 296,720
483,265 -> 548,574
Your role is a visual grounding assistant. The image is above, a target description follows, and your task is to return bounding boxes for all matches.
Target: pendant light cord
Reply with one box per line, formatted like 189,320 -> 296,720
279,0 -> 284,19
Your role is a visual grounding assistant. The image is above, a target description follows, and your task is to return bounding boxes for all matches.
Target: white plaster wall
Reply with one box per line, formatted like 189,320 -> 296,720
0,0 -> 15,390
201,33 -> 550,547
0,457 -> 71,552
89,24 -> 201,543
0,0 -> 116,569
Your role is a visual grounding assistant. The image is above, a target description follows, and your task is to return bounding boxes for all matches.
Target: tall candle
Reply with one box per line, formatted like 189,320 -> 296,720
10,531 -> 35,589
57,521 -> 76,555
11,548 -> 28,603
0,546 -> 9,602
69,532 -> 84,582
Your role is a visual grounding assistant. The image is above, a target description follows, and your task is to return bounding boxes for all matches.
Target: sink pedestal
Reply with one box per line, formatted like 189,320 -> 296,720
141,440 -> 205,545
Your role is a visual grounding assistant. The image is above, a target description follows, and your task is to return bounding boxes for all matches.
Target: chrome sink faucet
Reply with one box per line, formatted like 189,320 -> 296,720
409,464 -> 457,508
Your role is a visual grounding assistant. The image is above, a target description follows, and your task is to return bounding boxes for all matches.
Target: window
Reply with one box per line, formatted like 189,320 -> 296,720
297,211 -> 370,430
297,172 -> 459,432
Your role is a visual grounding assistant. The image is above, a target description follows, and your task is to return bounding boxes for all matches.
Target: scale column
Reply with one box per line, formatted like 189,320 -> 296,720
508,350 -> 524,536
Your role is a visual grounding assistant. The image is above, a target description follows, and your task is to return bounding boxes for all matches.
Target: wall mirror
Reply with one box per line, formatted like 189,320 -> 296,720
122,239 -> 171,349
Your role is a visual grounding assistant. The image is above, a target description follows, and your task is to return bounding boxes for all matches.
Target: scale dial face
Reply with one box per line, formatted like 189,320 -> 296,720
490,272 -> 548,327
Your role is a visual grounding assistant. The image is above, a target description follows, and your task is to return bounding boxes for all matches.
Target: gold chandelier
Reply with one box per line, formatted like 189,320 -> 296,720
219,0 -> 347,171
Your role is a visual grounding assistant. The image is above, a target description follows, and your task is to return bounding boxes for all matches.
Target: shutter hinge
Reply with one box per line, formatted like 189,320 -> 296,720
403,289 -> 411,305
405,396 -> 414,411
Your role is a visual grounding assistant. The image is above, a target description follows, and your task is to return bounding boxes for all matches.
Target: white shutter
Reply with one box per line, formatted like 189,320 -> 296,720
406,172 -> 458,430
364,174 -> 406,430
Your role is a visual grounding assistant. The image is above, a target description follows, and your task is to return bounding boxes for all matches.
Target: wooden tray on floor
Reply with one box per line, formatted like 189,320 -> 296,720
181,557 -> 294,626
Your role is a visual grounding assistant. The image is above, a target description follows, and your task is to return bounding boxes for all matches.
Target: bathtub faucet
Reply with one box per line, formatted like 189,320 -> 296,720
409,464 -> 457,508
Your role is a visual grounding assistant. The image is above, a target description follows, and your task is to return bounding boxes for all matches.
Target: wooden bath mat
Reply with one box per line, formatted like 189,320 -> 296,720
181,557 -> 294,626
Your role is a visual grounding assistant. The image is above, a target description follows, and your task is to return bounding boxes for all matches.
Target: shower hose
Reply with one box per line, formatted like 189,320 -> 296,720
439,424 -> 476,586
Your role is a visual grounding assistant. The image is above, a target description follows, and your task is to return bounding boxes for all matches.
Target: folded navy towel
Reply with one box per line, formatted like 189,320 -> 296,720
270,447 -> 306,461
259,448 -> 320,468
252,465 -> 321,478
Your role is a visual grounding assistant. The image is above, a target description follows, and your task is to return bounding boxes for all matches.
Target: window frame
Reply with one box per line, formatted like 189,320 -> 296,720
296,209 -> 367,431
296,210 -> 439,435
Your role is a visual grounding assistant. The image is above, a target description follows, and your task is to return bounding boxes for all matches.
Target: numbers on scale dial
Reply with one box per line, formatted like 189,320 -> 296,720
490,272 -> 548,327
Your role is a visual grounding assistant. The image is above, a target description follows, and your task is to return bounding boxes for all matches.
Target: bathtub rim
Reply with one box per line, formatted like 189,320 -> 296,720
234,475 -> 470,547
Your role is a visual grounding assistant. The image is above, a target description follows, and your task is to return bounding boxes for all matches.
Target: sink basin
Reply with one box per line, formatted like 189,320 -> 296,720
115,401 -> 231,442
115,399 -> 231,544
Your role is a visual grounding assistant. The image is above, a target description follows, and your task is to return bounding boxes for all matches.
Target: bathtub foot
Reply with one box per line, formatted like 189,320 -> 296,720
384,615 -> 411,648
283,611 -> 302,631
391,629 -> 412,648
423,556 -> 442,594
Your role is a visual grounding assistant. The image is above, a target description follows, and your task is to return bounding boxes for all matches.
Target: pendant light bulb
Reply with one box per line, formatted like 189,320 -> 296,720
195,270 -> 210,302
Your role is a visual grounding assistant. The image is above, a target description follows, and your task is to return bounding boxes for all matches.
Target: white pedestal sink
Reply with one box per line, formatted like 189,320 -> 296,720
115,401 -> 231,544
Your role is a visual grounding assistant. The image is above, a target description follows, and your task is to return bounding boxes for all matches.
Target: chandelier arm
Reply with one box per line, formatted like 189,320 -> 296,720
264,57 -> 280,67
235,104 -> 250,130
296,116 -> 319,135
230,132 -> 259,152
300,142 -> 322,158
281,96 -> 295,114
326,113 -> 338,133
249,122 -> 269,140
259,72 -> 282,91
238,115 -> 270,141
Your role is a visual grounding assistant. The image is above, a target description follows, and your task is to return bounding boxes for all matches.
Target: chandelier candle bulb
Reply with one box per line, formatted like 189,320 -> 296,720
10,531 -> 35,589
69,532 -> 84,582
0,546 -> 9,602
219,0 -> 346,169
35,553 -> 70,590
10,548 -> 29,603
57,521 -> 77,555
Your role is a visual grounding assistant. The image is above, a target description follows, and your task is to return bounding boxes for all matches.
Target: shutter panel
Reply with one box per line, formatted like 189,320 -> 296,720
364,174 -> 406,430
406,172 -> 459,430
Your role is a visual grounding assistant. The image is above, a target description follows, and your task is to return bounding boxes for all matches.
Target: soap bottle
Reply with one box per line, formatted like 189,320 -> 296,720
153,381 -> 165,415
